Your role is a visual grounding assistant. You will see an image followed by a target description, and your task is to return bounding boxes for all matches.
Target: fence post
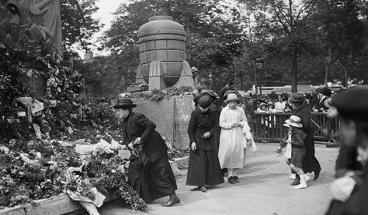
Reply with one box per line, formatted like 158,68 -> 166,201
173,97 -> 177,145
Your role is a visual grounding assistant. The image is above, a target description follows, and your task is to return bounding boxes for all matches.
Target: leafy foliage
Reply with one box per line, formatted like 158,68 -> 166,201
61,0 -> 102,51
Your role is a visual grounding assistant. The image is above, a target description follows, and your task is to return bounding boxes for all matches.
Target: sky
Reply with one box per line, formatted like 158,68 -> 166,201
93,0 -> 128,30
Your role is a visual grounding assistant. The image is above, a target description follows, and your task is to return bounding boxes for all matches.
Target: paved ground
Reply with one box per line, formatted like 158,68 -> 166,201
100,143 -> 339,215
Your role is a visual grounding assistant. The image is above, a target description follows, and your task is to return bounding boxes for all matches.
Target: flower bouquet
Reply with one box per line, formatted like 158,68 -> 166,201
65,174 -> 95,200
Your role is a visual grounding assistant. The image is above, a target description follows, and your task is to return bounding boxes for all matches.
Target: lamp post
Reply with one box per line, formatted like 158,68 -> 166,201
255,57 -> 264,95
208,72 -> 213,90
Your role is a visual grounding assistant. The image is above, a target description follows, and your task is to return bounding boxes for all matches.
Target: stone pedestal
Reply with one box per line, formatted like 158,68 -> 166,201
136,60 -> 195,90
148,60 -> 167,90
135,65 -> 146,85
172,61 -> 194,88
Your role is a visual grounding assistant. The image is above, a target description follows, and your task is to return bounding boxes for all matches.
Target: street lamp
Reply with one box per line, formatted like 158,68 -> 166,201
255,57 -> 264,95
208,72 -> 213,90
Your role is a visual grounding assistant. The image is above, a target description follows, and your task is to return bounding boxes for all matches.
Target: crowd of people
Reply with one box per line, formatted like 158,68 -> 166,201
112,84 -> 368,214
253,86 -> 335,114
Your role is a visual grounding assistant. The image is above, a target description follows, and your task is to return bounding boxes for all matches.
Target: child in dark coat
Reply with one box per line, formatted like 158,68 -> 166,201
284,115 -> 310,189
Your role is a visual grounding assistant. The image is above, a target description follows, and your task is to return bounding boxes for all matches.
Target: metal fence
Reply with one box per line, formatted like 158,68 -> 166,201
254,112 -> 340,145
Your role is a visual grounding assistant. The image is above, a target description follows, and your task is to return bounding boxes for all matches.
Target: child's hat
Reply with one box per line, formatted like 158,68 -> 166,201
284,115 -> 302,128
259,102 -> 267,107
226,93 -> 240,103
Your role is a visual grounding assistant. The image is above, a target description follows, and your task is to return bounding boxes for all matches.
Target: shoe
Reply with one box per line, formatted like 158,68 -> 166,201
190,186 -> 200,191
305,174 -> 311,182
289,174 -> 296,180
293,174 -> 308,189
200,186 -> 207,192
293,182 -> 307,189
162,195 -> 180,207
314,168 -> 321,180
290,175 -> 300,186
228,177 -> 236,184
233,176 -> 240,183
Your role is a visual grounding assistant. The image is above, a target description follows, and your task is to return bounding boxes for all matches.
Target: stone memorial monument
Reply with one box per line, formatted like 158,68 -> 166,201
0,0 -> 62,58
135,16 -> 195,90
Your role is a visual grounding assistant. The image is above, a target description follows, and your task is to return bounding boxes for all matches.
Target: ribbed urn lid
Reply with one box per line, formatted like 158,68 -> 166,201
138,16 -> 185,39
149,16 -> 173,21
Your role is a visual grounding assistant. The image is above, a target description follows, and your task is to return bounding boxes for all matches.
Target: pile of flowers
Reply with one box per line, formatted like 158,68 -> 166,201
0,138 -> 146,212
86,155 -> 146,211
0,41 -> 185,213
167,146 -> 190,161
0,140 -> 68,208
129,86 -> 194,102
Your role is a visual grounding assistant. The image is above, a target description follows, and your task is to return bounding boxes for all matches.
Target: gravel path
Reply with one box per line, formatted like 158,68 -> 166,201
100,143 -> 338,215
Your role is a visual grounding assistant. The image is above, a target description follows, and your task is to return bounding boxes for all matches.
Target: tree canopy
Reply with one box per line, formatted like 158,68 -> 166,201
79,0 -> 368,96
61,0 -> 102,52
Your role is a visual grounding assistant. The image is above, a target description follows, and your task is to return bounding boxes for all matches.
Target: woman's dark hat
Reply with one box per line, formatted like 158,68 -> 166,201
198,95 -> 212,108
332,88 -> 368,120
113,98 -> 137,109
288,93 -> 305,103
201,90 -> 218,99
317,87 -> 332,96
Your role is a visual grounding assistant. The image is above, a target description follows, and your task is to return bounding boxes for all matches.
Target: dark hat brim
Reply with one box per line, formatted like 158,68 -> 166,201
226,98 -> 240,103
113,104 -> 137,109
288,97 -> 305,103
289,99 -> 304,103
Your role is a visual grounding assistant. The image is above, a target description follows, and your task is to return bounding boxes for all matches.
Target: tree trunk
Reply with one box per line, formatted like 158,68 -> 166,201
324,46 -> 332,85
344,50 -> 353,86
291,43 -> 298,93
344,64 -> 348,87
324,65 -> 329,86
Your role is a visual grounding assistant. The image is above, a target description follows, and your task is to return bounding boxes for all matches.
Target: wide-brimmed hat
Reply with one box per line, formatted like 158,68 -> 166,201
113,98 -> 137,109
198,95 -> 212,108
284,115 -> 302,128
259,102 -> 267,108
201,90 -> 218,99
317,87 -> 332,96
288,93 -> 305,104
226,93 -> 240,103
191,66 -> 198,71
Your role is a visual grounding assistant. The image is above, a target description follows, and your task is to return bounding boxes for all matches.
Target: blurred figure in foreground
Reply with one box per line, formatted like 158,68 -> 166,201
325,88 -> 368,215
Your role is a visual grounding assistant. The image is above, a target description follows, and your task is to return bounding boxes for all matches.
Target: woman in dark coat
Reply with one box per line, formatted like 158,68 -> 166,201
113,98 -> 179,207
186,95 -> 224,192
289,93 -> 321,183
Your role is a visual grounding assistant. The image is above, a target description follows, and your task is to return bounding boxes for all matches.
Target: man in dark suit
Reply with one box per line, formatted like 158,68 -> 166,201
113,98 -> 180,207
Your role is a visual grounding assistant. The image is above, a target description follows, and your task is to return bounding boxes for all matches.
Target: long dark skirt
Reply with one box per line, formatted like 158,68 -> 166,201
186,149 -> 224,186
128,155 -> 177,203
302,133 -> 321,173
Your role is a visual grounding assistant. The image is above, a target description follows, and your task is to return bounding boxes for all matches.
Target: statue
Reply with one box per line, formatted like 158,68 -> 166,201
0,0 -> 62,58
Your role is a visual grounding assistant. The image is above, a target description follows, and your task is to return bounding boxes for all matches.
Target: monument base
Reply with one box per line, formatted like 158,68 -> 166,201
135,61 -> 195,90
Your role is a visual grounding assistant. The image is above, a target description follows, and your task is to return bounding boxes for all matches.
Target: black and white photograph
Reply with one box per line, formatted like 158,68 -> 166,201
1,0 -> 368,214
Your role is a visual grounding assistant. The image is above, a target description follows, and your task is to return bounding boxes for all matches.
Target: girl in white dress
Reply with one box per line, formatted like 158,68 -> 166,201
218,93 -> 253,184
